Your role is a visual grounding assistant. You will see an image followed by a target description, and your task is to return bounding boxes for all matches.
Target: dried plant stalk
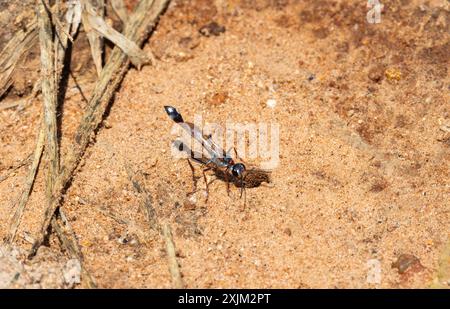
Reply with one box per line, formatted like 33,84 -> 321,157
125,166 -> 184,288
54,1 -> 74,91
82,0 -> 104,76
5,117 -> 45,245
125,165 -> 158,230
37,0 -> 60,206
0,155 -> 32,183
0,21 -> 38,99
162,224 -> 184,288
29,0 -> 170,257
66,0 -> 82,37
52,210 -> 97,288
111,0 -> 129,23
81,0 -> 153,68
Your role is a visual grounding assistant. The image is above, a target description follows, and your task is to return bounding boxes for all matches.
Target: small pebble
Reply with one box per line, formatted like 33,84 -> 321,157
392,254 -> 423,274
266,99 -> 277,108
208,91 -> 229,106
103,121 -> 112,129
385,68 -> 402,82
307,74 -> 315,81
199,22 -> 225,37
283,228 -> 292,236
63,259 -> 81,287
178,36 -> 200,49
174,51 -> 194,62
368,65 -> 384,83
183,196 -> 196,210
118,235 -> 129,245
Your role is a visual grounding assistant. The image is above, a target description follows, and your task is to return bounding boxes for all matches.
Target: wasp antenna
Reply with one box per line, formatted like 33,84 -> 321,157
164,106 -> 184,123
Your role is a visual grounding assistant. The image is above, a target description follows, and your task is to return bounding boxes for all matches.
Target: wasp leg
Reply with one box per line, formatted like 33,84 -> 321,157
231,147 -> 246,164
239,188 -> 247,212
206,177 -> 218,186
202,166 -> 213,203
186,159 -> 199,194
223,167 -> 231,197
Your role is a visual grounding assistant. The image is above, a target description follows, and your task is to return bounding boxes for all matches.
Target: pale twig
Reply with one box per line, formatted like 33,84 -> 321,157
0,2 -> 76,103
53,1 -> 73,92
162,224 -> 184,288
111,0 -> 129,23
0,78 -> 41,111
81,0 -> 104,77
125,165 -> 184,288
0,154 -> 32,183
125,164 -> 158,230
54,15 -> 74,44
96,206 -> 130,226
66,0 -> 82,37
5,117 -> 45,245
94,205 -> 148,242
38,0 -> 60,218
0,20 -> 38,98
52,209 -> 97,288
81,0 -> 154,69
29,0 -> 170,257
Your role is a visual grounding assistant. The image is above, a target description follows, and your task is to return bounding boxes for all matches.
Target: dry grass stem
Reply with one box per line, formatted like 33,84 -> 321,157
29,0 -> 170,258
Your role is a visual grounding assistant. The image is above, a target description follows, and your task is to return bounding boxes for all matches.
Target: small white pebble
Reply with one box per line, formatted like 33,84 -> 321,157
440,124 -> 450,133
63,259 -> 81,287
188,194 -> 197,204
266,99 -> 277,108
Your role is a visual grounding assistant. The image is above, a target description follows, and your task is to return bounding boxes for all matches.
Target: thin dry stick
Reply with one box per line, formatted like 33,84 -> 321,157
38,0 -> 60,198
4,0 -> 82,249
53,0 -> 72,93
94,205 -> 148,242
162,224 -> 184,288
52,211 -> 97,288
82,0 -> 105,76
96,206 -> 131,226
2,2 -> 91,281
111,0 -> 129,23
38,3 -> 90,282
125,165 -> 158,230
81,0 -> 153,68
66,0 -> 82,37
29,0 -> 170,257
51,4 -> 90,278
125,167 -> 184,288
0,77 -> 41,111
0,20 -> 38,98
5,118 -> 45,245
44,3 -> 95,288
0,155 -> 32,183
0,2 -> 71,103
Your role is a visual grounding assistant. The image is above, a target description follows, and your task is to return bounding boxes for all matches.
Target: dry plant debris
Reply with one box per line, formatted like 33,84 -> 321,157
1,0 -> 170,288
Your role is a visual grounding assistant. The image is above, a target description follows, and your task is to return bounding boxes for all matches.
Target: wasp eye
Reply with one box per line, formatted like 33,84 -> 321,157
231,163 -> 246,177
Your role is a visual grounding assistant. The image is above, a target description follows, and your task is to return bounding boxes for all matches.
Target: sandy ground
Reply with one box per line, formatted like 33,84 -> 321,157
0,0 -> 449,288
